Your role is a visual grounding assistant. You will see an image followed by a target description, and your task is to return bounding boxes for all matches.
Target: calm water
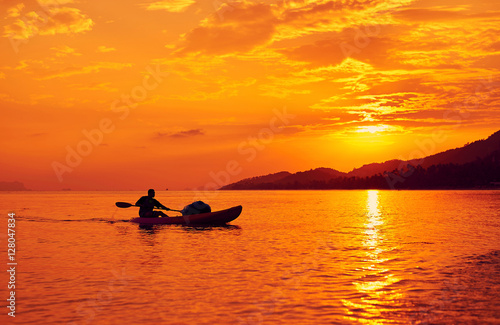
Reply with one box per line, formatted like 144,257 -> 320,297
1,190 -> 500,324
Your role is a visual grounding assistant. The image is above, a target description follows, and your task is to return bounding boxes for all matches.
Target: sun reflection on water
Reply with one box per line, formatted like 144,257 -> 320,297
342,190 -> 405,323
365,190 -> 383,251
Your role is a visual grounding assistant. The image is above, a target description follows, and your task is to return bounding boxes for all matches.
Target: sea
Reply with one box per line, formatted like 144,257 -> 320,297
1,190 -> 500,324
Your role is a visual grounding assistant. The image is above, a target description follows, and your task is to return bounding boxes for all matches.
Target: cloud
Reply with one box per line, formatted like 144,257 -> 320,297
5,3 -> 24,18
51,45 -> 81,57
3,5 -> 93,40
259,84 -> 311,98
36,62 -> 132,80
393,8 -> 500,22
38,0 -> 76,5
0,92 -> 54,105
155,129 -> 205,139
178,2 -> 277,55
472,54 -> 500,70
171,0 -> 412,57
258,58 -> 373,98
165,0 -> 500,133
281,0 -> 386,24
279,27 -> 401,69
73,82 -> 119,92
152,55 -> 258,100
280,38 -> 348,67
272,0 -> 412,42
97,45 -> 116,53
306,65 -> 500,133
144,0 -> 195,12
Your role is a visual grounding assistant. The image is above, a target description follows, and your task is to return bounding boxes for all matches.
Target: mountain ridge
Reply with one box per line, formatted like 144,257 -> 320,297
220,130 -> 500,190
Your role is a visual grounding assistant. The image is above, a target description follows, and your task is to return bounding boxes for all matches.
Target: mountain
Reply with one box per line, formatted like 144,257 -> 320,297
419,130 -> 500,168
347,130 -> 500,178
221,171 -> 291,190
220,130 -> 500,190
277,167 -> 345,184
0,181 -> 29,191
347,160 -> 403,178
220,168 -> 347,190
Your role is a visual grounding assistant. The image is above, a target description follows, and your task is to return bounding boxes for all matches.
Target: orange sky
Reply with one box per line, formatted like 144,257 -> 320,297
1,0 -> 500,190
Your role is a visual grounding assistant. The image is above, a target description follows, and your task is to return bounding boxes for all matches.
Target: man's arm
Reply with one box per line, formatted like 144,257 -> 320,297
135,196 -> 145,206
154,199 -> 170,210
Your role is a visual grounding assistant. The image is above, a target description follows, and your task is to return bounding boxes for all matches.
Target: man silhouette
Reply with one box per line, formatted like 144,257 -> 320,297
136,189 -> 170,218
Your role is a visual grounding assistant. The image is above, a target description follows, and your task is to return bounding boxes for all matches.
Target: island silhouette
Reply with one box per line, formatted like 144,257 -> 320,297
0,181 -> 29,191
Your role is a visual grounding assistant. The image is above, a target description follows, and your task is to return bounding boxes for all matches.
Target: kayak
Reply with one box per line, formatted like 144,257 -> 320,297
130,205 -> 242,225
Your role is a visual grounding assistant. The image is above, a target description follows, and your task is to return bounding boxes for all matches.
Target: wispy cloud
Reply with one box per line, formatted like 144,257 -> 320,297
178,3 -> 277,55
5,3 -> 25,18
154,129 -> 205,139
97,45 -> 116,53
143,0 -> 195,13
3,6 -> 93,40
51,45 -> 81,57
36,62 -> 132,80
73,82 -> 119,92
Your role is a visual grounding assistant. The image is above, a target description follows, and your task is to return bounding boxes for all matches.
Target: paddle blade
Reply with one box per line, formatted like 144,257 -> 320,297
115,202 -> 135,208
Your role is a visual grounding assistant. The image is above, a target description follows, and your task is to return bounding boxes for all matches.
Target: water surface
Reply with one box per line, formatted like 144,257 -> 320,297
1,190 -> 500,324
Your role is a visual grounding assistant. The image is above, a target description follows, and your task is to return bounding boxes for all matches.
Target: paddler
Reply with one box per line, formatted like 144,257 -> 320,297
136,189 -> 170,218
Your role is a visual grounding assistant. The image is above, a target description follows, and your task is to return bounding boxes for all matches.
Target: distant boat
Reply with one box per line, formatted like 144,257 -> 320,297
166,188 -> 168,191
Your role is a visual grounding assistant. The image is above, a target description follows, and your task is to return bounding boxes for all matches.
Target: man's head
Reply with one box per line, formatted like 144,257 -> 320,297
148,189 -> 155,197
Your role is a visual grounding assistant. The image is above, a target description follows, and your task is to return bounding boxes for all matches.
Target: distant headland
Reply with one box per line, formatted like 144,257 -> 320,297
0,181 -> 30,191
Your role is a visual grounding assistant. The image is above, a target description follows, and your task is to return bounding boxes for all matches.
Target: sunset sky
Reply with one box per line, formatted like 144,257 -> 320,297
1,0 -> 500,190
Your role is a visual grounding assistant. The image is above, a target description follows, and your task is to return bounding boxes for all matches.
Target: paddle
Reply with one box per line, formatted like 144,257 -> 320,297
115,202 -> 182,212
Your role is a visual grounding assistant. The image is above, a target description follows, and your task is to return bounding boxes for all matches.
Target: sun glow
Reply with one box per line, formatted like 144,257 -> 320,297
356,125 -> 391,134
